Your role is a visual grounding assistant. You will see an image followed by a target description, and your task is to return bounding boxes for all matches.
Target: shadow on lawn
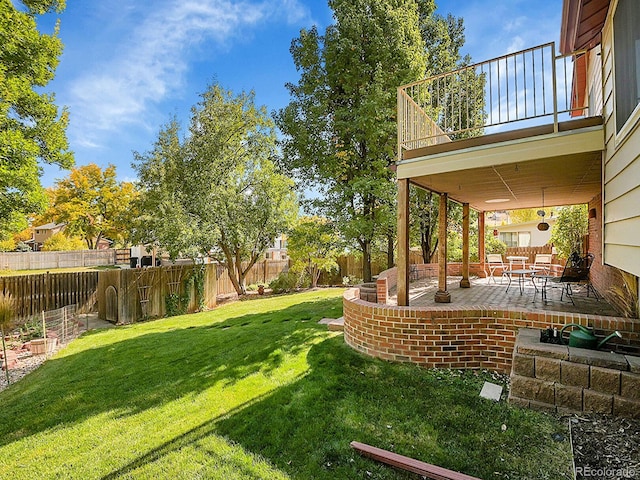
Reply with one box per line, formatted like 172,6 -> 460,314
0,297 -> 342,448
101,337 -> 571,480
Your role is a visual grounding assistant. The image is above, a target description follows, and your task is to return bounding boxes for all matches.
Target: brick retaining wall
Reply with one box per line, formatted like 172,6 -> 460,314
375,263 -> 488,304
343,288 -> 640,375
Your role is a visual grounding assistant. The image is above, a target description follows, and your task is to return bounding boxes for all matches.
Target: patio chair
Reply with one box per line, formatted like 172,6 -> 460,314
531,253 -> 553,275
486,253 -> 507,284
409,263 -> 419,281
551,253 -> 600,305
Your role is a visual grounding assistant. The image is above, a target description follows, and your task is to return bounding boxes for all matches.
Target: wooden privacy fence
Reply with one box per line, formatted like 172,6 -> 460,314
0,249 -> 118,270
97,264 -> 217,323
0,271 -> 98,321
216,260 -> 290,295
318,253 -> 424,285
505,246 -> 556,264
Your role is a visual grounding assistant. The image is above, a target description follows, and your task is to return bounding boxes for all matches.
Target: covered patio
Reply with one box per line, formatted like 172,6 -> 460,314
389,274 -> 619,317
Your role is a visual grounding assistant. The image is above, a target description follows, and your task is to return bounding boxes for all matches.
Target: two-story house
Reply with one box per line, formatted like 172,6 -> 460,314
29,222 -> 66,251
394,0 -> 639,307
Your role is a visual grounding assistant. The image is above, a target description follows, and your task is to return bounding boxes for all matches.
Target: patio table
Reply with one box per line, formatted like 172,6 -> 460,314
505,269 -> 536,295
506,255 -> 528,269
531,272 -> 556,305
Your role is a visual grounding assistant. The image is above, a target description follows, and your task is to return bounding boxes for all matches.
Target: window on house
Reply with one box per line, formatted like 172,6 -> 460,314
499,232 -> 518,247
518,232 -> 531,247
499,232 -> 531,247
614,0 -> 640,133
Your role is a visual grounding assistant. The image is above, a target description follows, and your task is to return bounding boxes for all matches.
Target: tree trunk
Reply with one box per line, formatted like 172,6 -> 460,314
310,263 -> 319,288
1,327 -> 9,384
219,242 -> 245,296
235,262 -> 247,296
387,232 -> 394,268
362,240 -> 372,282
94,232 -> 103,250
225,262 -> 244,296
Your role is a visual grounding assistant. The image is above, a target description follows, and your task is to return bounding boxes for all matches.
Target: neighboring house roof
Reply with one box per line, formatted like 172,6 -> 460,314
493,218 -> 557,231
33,222 -> 66,230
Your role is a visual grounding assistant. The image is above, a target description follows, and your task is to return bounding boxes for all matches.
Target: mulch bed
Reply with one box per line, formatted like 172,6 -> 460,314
570,413 -> 640,479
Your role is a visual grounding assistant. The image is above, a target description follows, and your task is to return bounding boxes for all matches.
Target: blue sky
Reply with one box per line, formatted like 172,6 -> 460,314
36,0 -> 563,186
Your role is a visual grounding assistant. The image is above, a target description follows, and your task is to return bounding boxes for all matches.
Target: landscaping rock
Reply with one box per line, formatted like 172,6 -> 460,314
479,381 -> 503,401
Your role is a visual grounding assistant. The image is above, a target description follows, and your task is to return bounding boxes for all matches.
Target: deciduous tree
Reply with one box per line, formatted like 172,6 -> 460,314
288,216 -> 342,288
41,232 -> 84,251
0,0 -> 72,239
50,164 -> 138,249
279,1 -> 481,279
277,0 -> 426,282
134,84 -> 297,295
550,204 -> 588,259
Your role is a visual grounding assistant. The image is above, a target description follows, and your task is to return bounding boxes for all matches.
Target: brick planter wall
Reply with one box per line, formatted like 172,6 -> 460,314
375,263 -> 488,305
509,329 -> 640,418
343,288 -> 640,375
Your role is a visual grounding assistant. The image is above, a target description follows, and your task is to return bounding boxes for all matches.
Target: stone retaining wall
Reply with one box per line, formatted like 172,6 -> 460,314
509,329 -> 640,418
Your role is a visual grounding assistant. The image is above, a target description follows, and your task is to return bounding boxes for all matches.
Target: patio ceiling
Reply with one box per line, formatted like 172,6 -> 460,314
409,150 -> 602,212
398,116 -> 604,211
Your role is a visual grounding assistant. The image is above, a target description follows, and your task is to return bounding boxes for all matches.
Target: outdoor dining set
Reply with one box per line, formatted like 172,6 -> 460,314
485,252 -> 600,305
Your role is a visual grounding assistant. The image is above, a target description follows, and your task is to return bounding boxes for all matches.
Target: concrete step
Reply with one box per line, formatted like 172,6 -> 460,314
318,316 -> 344,331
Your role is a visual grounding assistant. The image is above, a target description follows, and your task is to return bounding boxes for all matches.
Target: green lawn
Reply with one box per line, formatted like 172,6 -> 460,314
0,289 -> 572,479
0,265 -> 120,277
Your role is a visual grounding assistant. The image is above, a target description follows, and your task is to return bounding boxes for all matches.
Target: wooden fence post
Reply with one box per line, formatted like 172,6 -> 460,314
42,311 -> 47,358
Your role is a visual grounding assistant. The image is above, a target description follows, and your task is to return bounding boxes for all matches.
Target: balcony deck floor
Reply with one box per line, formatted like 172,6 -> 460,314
389,275 -> 620,317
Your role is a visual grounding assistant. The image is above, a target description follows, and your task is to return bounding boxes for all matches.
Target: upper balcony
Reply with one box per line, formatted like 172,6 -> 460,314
396,42 -> 605,210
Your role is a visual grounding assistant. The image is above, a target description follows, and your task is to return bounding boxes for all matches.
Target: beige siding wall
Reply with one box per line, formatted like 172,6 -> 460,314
601,3 -> 640,278
587,45 -> 603,115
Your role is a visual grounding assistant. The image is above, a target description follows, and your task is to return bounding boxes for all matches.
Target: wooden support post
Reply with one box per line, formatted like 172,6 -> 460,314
397,179 -> 410,306
460,203 -> 470,288
435,193 -> 451,303
351,441 -> 482,480
478,211 -> 486,277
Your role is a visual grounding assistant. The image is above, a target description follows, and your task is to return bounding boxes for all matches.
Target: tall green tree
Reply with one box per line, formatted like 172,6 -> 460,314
134,84 -> 297,295
277,0 -> 426,282
410,187 -> 439,263
50,164 -> 138,249
288,216 -> 342,288
550,204 -> 588,259
0,0 -> 72,240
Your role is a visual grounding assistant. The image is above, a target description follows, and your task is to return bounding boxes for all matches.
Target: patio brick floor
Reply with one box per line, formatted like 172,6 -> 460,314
390,275 -> 620,317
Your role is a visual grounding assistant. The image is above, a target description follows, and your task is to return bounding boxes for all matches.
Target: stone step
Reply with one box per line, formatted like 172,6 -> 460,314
318,317 -> 344,331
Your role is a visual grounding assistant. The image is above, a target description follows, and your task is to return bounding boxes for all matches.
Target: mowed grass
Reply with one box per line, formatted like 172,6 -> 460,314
0,265 -> 120,277
0,289 -> 572,479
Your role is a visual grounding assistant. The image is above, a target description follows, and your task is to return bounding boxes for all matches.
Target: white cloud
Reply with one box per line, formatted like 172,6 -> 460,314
67,0 -> 311,145
506,35 -> 526,54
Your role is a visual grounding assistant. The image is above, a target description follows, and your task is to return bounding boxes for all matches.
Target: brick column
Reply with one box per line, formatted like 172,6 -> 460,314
435,192 -> 451,303
397,179 -> 410,306
460,202 -> 471,288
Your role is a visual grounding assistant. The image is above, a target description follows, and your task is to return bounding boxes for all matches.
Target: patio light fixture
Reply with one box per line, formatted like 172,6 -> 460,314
537,187 -> 550,231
